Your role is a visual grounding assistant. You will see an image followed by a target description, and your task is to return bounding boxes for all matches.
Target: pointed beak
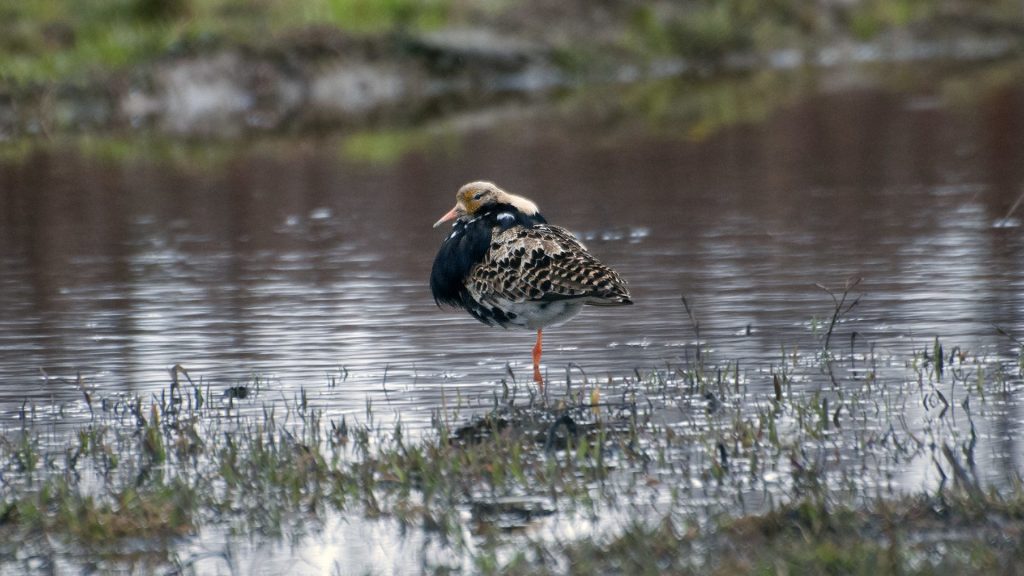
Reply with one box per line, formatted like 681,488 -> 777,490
432,205 -> 460,228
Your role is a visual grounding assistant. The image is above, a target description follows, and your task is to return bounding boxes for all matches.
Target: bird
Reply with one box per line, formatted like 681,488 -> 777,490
430,181 -> 632,385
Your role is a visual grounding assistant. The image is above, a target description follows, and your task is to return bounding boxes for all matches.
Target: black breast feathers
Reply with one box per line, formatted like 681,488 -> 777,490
430,203 -> 546,319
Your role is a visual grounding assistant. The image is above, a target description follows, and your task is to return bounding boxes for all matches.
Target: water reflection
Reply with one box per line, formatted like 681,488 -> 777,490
1,68 -> 1023,448
4,64 -> 1024,575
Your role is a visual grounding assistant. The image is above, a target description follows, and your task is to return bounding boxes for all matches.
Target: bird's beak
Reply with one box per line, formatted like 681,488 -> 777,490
432,205 -> 460,228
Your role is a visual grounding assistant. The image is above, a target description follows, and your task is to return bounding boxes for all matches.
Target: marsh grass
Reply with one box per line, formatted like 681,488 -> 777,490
624,0 -> 1024,65
1,315 -> 1023,572
4,0 -> 1022,88
0,0 -> 455,84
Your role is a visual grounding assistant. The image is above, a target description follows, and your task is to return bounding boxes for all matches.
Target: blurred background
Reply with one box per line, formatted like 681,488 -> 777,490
1,0 -> 1023,419
3,2 -> 1024,574
2,0 -> 1023,136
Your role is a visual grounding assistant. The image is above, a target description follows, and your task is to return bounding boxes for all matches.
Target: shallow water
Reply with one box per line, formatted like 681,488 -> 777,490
2,62 -> 1024,462
4,62 -> 1024,575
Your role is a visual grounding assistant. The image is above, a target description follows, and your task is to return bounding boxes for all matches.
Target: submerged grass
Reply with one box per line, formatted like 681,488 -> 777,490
1,317 -> 1023,572
512,487 -> 1024,575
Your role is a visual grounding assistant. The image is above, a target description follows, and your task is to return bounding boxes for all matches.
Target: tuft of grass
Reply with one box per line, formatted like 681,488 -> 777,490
506,489 -> 1024,575
2,302 -> 1024,573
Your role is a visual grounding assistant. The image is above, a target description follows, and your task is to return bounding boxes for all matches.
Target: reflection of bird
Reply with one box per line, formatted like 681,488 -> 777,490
430,181 -> 632,384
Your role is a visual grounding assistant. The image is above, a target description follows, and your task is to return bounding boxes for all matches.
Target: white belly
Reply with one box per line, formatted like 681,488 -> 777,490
498,299 -> 585,330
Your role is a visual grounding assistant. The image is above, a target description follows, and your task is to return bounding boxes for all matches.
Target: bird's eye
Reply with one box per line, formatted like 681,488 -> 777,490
472,191 -> 485,200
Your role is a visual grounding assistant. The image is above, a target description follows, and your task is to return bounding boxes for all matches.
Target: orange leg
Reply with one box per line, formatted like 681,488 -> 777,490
532,329 -> 543,385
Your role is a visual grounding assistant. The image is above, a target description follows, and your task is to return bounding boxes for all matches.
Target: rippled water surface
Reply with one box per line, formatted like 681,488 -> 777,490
2,64 -> 1024,438
4,61 -> 1024,575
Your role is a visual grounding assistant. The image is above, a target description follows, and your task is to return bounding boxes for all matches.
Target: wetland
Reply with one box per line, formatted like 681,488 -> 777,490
2,33 -> 1024,575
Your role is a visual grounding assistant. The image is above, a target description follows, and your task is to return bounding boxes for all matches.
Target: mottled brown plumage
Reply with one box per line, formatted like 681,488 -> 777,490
430,181 -> 632,384
467,224 -> 631,313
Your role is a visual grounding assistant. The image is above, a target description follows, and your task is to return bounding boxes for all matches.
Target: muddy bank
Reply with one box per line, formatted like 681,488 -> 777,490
1,27 -> 562,138
1,18 -> 1021,139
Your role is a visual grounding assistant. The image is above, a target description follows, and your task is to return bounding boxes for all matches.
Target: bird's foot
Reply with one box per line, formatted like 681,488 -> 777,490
532,329 -> 544,389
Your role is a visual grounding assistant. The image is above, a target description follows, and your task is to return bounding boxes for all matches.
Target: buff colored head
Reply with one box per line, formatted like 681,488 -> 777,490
432,181 -> 540,228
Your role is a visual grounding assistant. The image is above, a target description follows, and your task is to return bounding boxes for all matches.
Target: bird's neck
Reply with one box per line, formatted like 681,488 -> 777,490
472,203 -> 547,227
498,193 -> 540,217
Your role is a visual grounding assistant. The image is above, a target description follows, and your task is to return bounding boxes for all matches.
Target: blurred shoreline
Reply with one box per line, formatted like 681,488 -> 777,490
2,1 -> 1022,139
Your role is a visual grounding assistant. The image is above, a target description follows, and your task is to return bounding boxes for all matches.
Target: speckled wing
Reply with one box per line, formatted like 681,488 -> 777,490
467,225 -> 632,306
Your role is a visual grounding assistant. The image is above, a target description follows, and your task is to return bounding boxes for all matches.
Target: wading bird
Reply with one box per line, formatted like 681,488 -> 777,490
430,181 -> 632,385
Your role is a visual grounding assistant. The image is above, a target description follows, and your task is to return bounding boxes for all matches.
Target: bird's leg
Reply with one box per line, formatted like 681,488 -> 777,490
532,329 -> 543,385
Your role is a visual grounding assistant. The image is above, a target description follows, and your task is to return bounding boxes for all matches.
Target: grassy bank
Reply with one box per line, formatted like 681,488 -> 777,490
2,317 -> 1022,573
1,0 -> 1021,140
3,54 -> 1020,168
0,0 -> 454,84
2,0 -> 1022,86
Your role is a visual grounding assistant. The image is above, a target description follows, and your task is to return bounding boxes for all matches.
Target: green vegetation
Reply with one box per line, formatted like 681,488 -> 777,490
2,303 -> 1023,573
341,126 -> 460,164
514,489 -> 1024,575
0,0 -> 458,84
2,0 -> 1021,87
4,55 -> 1018,169
625,0 -> 1023,61
1,0 -> 1022,143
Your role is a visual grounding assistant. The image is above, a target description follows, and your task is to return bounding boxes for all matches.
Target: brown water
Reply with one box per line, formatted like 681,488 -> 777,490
4,63 -> 1024,574
1,65 -> 1023,433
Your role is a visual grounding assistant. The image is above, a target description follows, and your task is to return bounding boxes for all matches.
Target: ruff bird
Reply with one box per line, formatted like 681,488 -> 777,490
430,181 -> 632,384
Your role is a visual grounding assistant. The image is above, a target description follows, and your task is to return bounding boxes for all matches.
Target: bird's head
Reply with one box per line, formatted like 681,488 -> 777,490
432,181 -> 540,228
